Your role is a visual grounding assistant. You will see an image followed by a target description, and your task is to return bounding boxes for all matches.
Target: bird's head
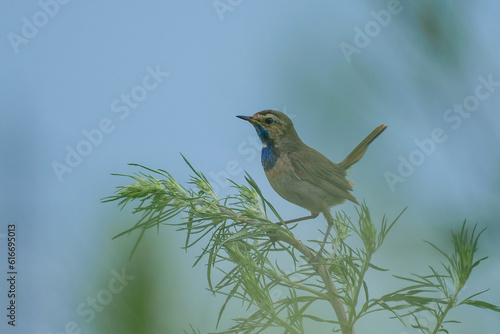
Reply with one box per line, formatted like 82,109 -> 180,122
237,110 -> 299,147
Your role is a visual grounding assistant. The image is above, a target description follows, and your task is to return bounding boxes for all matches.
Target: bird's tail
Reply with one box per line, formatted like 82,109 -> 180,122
339,124 -> 387,170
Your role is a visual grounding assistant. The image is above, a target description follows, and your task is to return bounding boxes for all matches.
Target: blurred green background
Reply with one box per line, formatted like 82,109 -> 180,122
1,1 -> 499,333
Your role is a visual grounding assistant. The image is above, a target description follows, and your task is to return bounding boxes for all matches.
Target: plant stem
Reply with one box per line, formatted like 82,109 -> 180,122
275,229 -> 352,334
431,288 -> 460,334
232,213 -> 352,334
348,253 -> 371,325
316,262 -> 353,334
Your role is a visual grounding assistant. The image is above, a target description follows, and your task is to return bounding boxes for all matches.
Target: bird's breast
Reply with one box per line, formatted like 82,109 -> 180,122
261,145 -> 278,171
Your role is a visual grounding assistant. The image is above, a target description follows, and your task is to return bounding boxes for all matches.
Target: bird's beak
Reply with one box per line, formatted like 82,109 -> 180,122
237,115 -> 260,125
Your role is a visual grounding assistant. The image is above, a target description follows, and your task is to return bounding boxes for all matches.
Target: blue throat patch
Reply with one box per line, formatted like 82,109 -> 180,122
261,145 -> 278,171
252,124 -> 278,170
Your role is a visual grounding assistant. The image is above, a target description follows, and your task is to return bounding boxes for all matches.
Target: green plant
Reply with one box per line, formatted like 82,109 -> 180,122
381,222 -> 499,333
103,158 -> 499,334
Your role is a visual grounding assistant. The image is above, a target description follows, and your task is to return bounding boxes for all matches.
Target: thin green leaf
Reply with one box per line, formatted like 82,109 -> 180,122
462,299 -> 500,312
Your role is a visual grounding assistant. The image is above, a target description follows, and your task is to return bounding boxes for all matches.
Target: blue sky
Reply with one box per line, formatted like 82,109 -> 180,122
1,1 -> 500,333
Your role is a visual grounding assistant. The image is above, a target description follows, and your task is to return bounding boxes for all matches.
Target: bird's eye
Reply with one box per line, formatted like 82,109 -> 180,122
265,117 -> 274,125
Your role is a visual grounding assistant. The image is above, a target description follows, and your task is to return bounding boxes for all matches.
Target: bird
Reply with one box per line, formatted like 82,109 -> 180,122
237,110 -> 387,258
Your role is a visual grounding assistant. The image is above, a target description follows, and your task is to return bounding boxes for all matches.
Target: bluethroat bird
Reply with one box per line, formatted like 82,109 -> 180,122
237,110 -> 387,258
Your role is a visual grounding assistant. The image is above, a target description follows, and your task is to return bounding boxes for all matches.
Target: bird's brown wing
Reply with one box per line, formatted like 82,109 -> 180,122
288,147 -> 359,204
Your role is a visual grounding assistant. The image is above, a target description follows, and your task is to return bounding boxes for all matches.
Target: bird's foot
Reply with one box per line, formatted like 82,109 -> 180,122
314,223 -> 333,263
276,213 -> 319,225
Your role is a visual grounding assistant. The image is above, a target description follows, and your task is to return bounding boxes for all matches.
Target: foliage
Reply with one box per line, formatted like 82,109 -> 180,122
103,158 -> 499,334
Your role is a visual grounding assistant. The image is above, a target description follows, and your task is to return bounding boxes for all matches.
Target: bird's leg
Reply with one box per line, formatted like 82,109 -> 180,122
276,213 -> 319,225
315,211 -> 334,261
